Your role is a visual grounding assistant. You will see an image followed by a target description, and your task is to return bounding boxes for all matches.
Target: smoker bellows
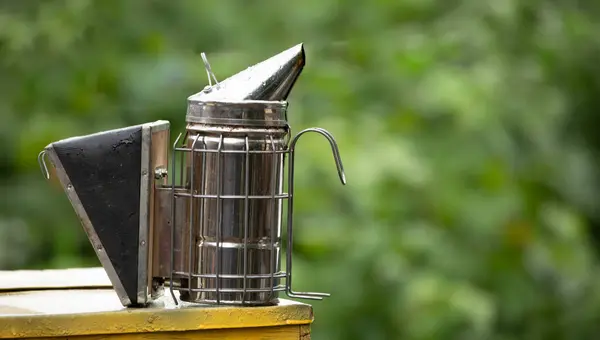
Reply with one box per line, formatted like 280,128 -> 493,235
38,43 -> 347,307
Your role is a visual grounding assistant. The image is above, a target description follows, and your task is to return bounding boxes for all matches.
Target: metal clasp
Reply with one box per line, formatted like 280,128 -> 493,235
286,127 -> 346,300
201,52 -> 220,88
38,149 -> 50,180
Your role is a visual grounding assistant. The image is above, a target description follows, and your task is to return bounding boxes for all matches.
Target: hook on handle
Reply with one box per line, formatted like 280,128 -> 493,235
289,127 -> 346,185
38,150 -> 50,180
285,127 -> 347,300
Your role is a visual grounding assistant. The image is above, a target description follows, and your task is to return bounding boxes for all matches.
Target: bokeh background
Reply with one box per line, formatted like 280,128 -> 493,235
3,1 -> 600,339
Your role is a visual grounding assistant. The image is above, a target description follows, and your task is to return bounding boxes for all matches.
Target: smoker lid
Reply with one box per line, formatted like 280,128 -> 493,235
186,43 -> 305,127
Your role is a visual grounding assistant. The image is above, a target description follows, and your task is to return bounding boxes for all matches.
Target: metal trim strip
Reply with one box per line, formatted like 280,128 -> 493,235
138,120 -> 171,305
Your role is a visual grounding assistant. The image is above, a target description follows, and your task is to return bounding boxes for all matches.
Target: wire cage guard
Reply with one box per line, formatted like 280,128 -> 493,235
165,125 -> 346,306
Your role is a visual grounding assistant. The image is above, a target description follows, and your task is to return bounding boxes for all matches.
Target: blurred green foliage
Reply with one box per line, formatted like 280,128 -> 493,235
3,0 -> 600,339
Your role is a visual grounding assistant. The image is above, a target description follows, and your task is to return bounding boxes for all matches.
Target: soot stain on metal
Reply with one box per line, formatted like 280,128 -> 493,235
112,133 -> 136,151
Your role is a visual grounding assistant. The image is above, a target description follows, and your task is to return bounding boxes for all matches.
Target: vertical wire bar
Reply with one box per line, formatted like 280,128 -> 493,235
215,135 -> 224,304
242,136 -> 250,304
169,133 -> 183,305
198,137 -> 207,297
188,134 -> 201,297
268,135 -> 277,301
285,144 -> 294,296
179,136 -> 188,282
180,131 -> 188,187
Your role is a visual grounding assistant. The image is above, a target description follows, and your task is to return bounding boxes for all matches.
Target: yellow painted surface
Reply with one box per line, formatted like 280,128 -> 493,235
0,288 -> 312,339
0,267 -> 313,339
25,326 -> 302,340
300,324 -> 312,340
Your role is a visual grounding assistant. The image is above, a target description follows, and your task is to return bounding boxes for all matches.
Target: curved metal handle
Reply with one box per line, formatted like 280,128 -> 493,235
286,127 -> 346,300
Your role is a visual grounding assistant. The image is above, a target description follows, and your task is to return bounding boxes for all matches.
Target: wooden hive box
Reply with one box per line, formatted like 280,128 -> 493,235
0,268 -> 313,339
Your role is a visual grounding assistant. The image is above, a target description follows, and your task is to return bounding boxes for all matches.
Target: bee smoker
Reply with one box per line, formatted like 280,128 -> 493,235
38,43 -> 346,307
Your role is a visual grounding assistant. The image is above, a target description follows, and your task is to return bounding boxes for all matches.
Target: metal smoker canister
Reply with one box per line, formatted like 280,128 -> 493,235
168,46 -> 346,306
177,100 -> 288,305
37,43 -> 347,309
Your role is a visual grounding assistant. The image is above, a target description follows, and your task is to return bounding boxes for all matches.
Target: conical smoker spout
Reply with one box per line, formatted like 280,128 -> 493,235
188,43 -> 305,103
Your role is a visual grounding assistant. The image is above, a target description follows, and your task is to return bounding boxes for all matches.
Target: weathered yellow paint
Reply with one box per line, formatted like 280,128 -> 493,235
25,326 -> 302,340
300,324 -> 312,340
0,288 -> 313,339
0,268 -> 313,339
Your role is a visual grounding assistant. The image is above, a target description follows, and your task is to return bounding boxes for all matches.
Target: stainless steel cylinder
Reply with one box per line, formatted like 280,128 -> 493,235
175,100 -> 289,305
